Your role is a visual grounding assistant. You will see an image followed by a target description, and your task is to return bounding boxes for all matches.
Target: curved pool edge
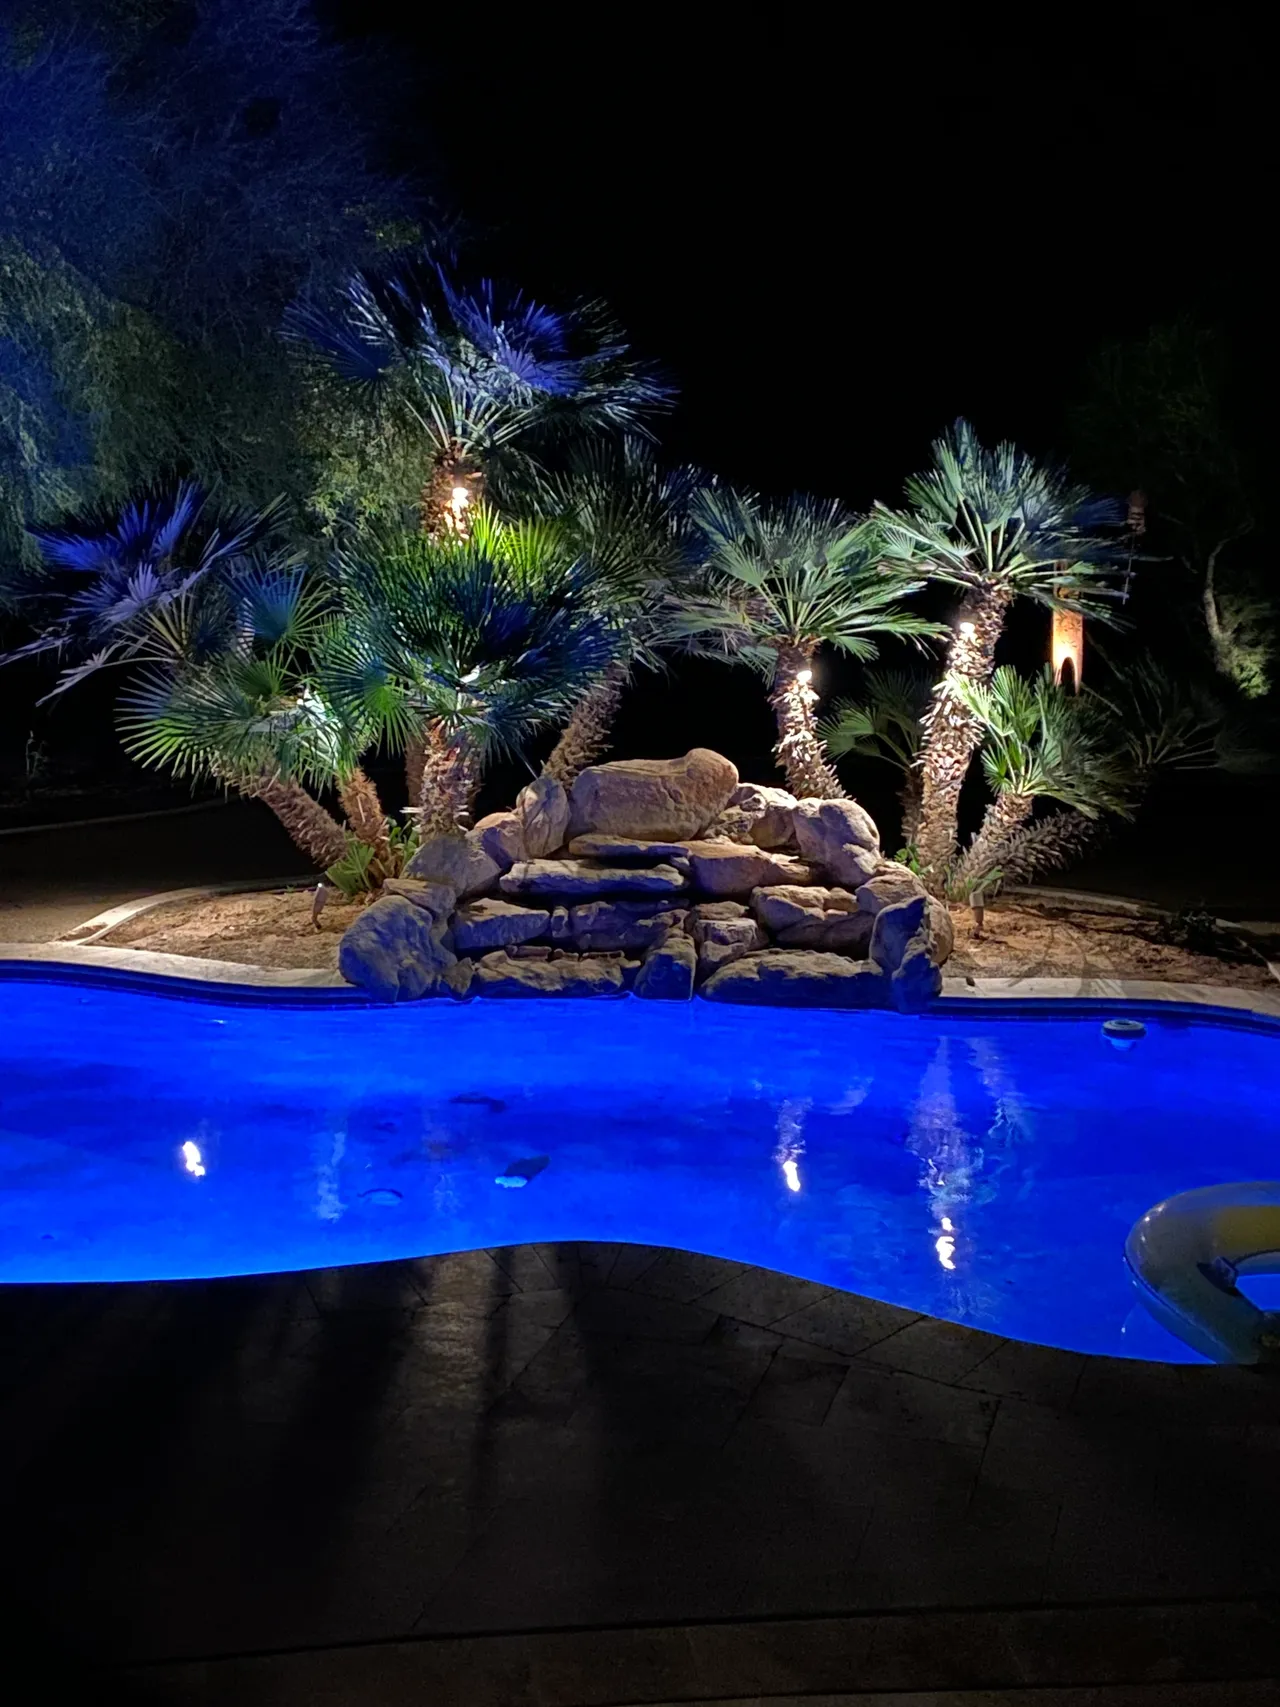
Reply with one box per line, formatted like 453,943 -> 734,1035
4,940 -> 1280,1026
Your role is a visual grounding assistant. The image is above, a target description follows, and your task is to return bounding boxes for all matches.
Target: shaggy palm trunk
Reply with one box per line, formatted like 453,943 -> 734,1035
247,775 -> 349,871
418,721 -> 482,835
769,643 -> 846,800
337,766 -> 392,873
420,449 -> 485,540
952,789 -> 1034,896
995,808 -> 1102,888
898,770 -> 923,851
914,586 -> 1014,885
543,659 -> 630,787
404,732 -> 427,808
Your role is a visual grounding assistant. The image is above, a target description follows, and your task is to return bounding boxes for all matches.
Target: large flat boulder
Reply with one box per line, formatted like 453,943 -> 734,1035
701,950 -> 889,1009
451,898 -> 550,953
516,775 -> 571,859
338,894 -> 459,1001
683,843 -> 818,898
472,952 -> 626,998
567,835 -> 690,861
569,748 -> 738,841
406,831 -> 500,900
634,935 -> 696,1000
792,799 -> 881,887
499,860 -> 687,899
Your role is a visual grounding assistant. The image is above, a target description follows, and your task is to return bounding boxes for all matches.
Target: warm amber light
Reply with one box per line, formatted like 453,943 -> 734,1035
1051,606 -> 1085,690
450,484 -> 470,510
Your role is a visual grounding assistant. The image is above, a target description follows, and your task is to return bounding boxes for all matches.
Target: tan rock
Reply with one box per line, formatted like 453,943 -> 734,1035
567,835 -> 690,860
856,869 -> 927,916
516,774 -> 571,859
751,883 -> 855,932
338,895 -> 458,1001
792,798 -> 882,886
451,898 -> 550,953
405,831 -> 501,900
683,842 -> 818,897
727,782 -> 799,848
472,953 -> 626,998
701,950 -> 889,1008
469,811 -> 525,872
568,748 -> 738,841
499,859 -> 687,899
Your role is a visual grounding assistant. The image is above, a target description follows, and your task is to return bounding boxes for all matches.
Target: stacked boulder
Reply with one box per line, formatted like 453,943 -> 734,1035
338,748 -> 952,1012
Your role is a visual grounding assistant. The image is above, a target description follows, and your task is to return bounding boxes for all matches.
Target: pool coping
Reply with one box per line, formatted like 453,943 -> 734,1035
5,937 -> 1280,1024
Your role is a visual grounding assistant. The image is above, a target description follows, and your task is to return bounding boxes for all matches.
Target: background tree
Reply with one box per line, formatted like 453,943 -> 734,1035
0,483 -> 368,867
1070,319 -> 1269,697
523,442 -> 702,787
0,5 -> 416,568
678,489 -> 939,799
288,252 -> 671,540
874,420 -> 1125,884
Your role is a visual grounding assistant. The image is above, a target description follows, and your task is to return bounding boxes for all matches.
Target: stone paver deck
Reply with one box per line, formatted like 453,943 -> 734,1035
1,1245 -> 1277,1705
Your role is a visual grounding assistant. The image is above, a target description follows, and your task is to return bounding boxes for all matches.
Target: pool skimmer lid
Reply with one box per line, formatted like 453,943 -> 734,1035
1103,1018 -> 1147,1050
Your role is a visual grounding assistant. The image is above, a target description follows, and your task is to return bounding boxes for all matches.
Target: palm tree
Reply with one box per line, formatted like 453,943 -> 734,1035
949,668 -> 1131,895
953,655 -> 1231,896
290,250 -> 668,804
1,483 -> 392,875
875,421 -> 1125,881
323,510 -> 623,834
820,667 -> 934,847
678,488 -> 941,799
288,249 -> 671,539
517,441 -> 702,787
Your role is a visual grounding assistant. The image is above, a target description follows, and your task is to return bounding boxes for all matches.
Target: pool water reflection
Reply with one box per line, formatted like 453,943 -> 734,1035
2,979 -> 1277,1362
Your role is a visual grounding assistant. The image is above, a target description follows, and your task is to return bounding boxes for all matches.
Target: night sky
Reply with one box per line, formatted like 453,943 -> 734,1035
328,11 -> 1264,508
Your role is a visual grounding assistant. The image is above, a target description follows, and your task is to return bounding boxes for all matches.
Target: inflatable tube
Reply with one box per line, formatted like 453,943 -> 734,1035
1126,1182 -> 1280,1366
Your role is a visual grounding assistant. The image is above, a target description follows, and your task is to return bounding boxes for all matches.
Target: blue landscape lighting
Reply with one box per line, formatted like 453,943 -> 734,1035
2,978 -> 1278,1363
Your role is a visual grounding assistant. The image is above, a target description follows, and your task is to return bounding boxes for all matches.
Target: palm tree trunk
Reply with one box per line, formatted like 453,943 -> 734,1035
769,643 -> 846,799
418,720 -> 482,835
914,586 -> 1014,883
952,789 -> 1034,895
543,659 -> 630,787
420,450 -> 485,540
337,767 -> 392,871
404,731 -> 426,807
898,770 -> 923,850
246,775 -> 349,870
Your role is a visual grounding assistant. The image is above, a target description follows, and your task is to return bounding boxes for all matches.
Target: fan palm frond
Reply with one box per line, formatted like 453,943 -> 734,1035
677,487 -> 942,662
287,249 -> 671,468
874,419 -> 1128,615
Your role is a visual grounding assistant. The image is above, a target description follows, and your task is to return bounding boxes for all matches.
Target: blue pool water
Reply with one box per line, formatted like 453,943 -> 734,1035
2,976 -> 1278,1361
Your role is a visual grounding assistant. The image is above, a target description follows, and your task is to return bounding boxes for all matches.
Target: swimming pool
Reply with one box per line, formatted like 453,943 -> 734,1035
3,973 -> 1278,1361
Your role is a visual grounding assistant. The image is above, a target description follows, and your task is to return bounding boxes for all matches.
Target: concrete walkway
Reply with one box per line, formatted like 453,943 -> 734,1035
1,1245 -> 1276,1704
